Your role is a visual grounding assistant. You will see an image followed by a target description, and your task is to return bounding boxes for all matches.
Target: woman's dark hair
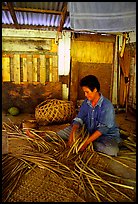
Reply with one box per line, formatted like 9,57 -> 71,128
80,75 -> 100,92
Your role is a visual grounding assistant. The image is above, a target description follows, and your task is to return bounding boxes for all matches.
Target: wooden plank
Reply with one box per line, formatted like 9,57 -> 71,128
32,57 -> 38,82
20,54 -> 27,58
73,33 -> 115,43
2,57 -> 10,81
2,53 -> 14,58
133,61 -> 136,108
45,55 -> 53,58
51,39 -> 58,52
27,55 -> 33,83
40,55 -> 46,84
20,58 -> 23,82
33,54 -> 39,58
49,57 -> 53,82
46,58 -> 50,82
52,55 -> 58,82
22,58 -> 27,82
2,6 -> 62,15
52,55 -> 58,67
52,67 -> 58,82
13,54 -> 20,84
37,58 -> 40,82
111,37 -> 117,104
71,41 -> 113,64
119,74 -> 125,106
2,37 -> 52,52
2,28 -> 57,39
10,57 -> 14,82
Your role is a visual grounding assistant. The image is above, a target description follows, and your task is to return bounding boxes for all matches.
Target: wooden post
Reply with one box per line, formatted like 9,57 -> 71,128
49,57 -> 53,82
69,60 -> 79,107
2,57 -> 10,81
22,57 -> 27,82
27,55 -> 33,83
52,55 -> 58,82
32,56 -> 38,82
13,54 -> 20,84
40,55 -> 46,84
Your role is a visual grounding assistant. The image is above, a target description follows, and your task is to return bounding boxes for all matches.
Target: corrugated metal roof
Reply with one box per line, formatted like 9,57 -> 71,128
2,2 -> 70,30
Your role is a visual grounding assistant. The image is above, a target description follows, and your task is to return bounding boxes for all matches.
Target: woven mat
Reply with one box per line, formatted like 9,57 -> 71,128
3,131 -> 136,202
7,167 -> 85,202
5,138 -> 86,202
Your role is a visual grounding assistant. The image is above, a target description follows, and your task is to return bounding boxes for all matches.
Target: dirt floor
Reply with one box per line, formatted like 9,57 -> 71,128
2,110 -> 136,133
2,109 -> 136,157
115,111 -> 136,134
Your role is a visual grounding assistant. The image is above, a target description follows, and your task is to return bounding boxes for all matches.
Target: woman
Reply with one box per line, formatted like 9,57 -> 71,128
58,75 -> 121,156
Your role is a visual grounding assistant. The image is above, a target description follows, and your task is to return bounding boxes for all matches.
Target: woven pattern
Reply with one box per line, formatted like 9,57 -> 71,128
35,99 -> 76,125
7,167 -> 85,202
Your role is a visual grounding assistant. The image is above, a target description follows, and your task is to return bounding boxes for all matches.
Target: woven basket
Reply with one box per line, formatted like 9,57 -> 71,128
35,99 -> 76,125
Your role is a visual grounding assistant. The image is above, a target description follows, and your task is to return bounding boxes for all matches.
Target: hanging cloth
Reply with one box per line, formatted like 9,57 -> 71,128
68,2 -> 136,33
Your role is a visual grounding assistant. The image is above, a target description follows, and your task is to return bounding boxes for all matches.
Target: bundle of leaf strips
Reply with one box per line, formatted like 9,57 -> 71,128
2,121 -> 136,202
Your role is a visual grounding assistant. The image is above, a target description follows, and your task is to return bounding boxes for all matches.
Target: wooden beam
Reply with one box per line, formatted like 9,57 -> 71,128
2,24 -> 72,31
2,5 -> 63,15
6,2 -> 20,29
57,2 -> 68,32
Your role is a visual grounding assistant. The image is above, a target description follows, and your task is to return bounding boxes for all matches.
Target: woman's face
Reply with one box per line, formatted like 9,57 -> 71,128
82,86 -> 97,101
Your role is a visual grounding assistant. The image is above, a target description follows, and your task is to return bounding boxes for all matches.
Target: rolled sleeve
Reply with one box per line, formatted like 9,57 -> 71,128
73,117 -> 83,126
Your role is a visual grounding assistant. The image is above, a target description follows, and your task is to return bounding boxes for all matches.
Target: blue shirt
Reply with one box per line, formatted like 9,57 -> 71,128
73,94 -> 121,143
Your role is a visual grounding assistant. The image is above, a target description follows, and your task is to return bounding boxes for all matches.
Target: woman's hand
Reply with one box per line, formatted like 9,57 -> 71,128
80,130 -> 102,151
67,133 -> 74,147
67,124 -> 79,147
80,141 -> 88,151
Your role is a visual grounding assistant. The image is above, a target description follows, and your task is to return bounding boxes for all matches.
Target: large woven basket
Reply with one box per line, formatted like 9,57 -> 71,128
35,99 -> 76,125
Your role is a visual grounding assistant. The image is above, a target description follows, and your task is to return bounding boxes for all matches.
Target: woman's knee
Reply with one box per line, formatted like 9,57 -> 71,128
93,141 -> 119,156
